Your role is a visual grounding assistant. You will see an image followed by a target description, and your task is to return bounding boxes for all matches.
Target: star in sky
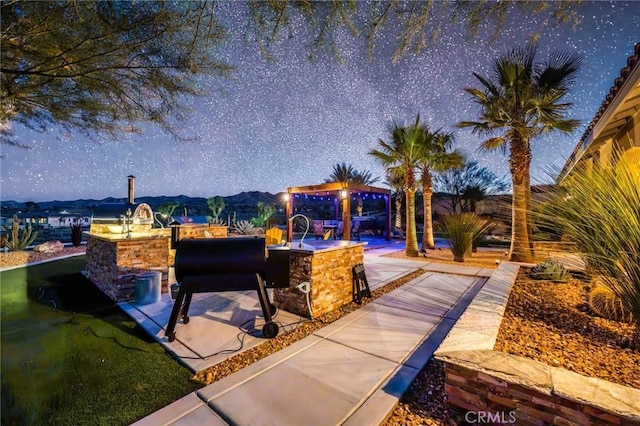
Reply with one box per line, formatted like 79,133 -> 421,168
1,1 -> 639,202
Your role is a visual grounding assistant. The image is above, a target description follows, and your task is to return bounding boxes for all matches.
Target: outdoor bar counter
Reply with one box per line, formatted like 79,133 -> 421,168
273,240 -> 366,319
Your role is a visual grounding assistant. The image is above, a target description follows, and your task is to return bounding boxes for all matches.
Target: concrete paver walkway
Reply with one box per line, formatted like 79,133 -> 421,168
133,249 -> 491,425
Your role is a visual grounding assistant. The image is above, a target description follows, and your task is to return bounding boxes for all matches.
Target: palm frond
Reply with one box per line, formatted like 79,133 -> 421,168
479,137 -> 506,152
471,72 -> 499,97
368,148 -> 396,166
537,50 -> 583,89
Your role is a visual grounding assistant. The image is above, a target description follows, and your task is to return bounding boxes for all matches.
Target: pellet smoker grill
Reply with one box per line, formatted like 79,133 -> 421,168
165,237 -> 290,342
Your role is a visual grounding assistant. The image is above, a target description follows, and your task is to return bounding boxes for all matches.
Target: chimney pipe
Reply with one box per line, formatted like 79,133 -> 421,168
127,175 -> 135,205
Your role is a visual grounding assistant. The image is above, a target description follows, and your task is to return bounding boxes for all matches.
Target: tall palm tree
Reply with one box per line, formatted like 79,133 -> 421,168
370,115 -> 426,256
325,162 -> 379,185
351,169 -> 380,185
458,44 -> 581,262
417,130 -> 464,249
384,167 -> 405,232
325,162 -> 356,183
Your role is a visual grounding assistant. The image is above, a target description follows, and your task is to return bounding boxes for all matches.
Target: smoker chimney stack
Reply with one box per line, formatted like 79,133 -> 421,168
127,175 -> 135,205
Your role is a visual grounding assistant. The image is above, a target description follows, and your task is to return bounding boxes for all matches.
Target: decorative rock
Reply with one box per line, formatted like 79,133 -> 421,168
33,240 -> 64,253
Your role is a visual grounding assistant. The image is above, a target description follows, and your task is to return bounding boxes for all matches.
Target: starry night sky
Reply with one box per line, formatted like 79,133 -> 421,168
1,1 -> 639,202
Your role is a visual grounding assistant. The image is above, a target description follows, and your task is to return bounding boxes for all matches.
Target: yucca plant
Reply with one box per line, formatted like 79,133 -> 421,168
2,214 -> 38,251
538,153 -> 640,324
439,213 -> 492,262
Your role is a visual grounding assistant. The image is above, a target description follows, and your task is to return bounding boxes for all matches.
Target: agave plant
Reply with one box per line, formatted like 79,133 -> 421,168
2,214 -> 38,251
439,213 -> 492,262
538,152 -> 640,323
231,220 -> 256,235
207,217 -> 226,226
530,259 -> 571,282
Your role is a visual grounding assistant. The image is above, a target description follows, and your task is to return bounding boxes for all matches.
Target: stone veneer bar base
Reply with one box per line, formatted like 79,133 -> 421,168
434,262 -> 640,425
274,244 -> 364,318
85,225 -> 227,302
86,235 -> 169,302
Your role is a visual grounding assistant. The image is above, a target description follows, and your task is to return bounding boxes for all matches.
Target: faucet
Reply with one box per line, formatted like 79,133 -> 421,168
288,214 -> 310,248
125,208 -> 132,238
153,212 -> 165,229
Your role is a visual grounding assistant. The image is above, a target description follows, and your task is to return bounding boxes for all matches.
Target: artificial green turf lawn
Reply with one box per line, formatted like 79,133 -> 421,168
1,256 -> 200,426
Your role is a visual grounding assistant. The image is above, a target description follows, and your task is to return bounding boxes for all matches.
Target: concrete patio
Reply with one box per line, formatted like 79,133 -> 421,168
129,246 -> 499,425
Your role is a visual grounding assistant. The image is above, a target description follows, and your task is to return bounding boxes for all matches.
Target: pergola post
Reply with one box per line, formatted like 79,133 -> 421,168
342,194 -> 351,241
285,192 -> 293,242
385,194 -> 391,240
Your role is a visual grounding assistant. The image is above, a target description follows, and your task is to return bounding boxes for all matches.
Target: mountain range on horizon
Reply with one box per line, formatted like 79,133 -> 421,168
0,191 -> 286,211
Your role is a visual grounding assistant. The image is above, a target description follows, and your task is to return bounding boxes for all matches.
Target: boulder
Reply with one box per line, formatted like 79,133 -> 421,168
34,240 -> 64,253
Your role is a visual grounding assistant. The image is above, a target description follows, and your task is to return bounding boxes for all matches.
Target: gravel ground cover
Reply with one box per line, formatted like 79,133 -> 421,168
494,269 -> 640,388
384,248 -> 503,269
0,246 -> 86,269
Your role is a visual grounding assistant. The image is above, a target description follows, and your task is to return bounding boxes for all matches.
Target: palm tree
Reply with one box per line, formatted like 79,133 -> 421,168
325,162 -> 356,183
458,44 -> 581,262
351,169 -> 380,185
384,168 -> 405,233
325,162 -> 379,185
417,130 -> 464,249
370,115 -> 426,256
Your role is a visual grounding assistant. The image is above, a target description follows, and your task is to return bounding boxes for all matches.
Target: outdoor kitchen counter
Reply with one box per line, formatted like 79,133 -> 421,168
273,240 -> 366,319
85,230 -> 170,242
285,240 -> 366,253
85,226 -> 229,302
85,232 -> 170,302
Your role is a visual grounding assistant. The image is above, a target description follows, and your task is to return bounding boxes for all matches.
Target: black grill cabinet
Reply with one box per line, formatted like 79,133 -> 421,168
165,237 -> 290,341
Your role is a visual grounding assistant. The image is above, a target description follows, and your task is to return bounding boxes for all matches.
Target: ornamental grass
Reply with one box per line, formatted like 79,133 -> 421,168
538,154 -> 640,323
439,213 -> 493,262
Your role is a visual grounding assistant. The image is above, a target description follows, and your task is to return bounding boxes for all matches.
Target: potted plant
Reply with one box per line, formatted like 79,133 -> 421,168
71,224 -> 83,247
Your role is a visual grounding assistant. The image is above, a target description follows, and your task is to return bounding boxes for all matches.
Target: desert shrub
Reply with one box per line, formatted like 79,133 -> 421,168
589,278 -> 633,322
530,259 -> 571,282
439,213 -> 492,262
537,152 -> 640,323
2,215 -> 38,251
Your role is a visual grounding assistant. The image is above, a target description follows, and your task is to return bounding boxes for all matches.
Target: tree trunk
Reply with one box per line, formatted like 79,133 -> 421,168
508,140 -> 534,262
405,189 -> 418,256
524,171 -> 535,256
405,167 -> 419,256
422,169 -> 435,249
395,192 -> 402,231
422,190 -> 434,249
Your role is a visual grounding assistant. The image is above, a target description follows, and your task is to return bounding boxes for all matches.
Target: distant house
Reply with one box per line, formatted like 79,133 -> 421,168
6,209 -> 93,229
48,209 -> 92,228
558,42 -> 640,182
16,211 -> 50,228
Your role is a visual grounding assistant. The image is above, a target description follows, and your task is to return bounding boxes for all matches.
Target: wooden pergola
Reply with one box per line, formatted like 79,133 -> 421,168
285,182 -> 391,241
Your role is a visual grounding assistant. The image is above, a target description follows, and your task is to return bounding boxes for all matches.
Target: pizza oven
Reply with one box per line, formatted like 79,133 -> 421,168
89,176 -> 155,235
